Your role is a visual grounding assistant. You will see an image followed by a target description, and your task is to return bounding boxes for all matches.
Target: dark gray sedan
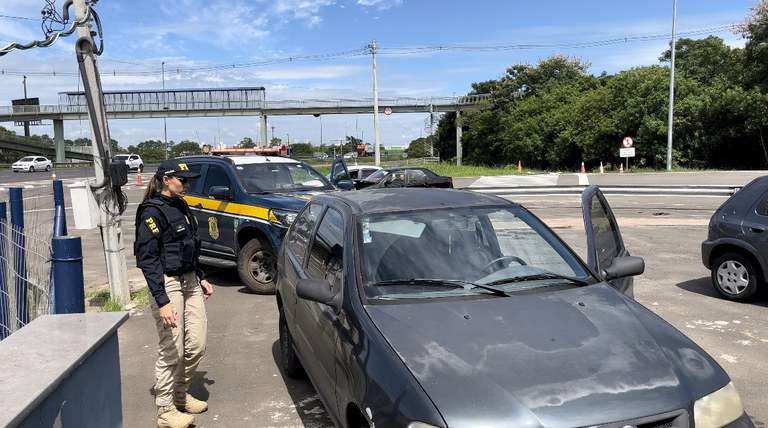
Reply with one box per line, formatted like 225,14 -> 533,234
702,175 -> 768,301
276,187 -> 752,428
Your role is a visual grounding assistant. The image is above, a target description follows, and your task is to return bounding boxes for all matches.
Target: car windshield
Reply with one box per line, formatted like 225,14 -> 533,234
19,157 -> 35,162
114,155 -> 129,160
235,162 -> 332,193
358,206 -> 592,300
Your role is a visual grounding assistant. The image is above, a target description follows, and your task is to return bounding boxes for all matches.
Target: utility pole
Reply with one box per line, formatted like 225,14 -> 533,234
370,40 -> 381,166
429,104 -> 434,157
73,0 -> 129,305
22,76 -> 30,137
666,0 -> 677,171
271,126 -> 275,145
162,61 -> 168,159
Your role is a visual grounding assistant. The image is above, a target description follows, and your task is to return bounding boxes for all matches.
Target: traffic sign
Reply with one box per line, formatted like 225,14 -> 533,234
620,147 -> 636,158
622,137 -> 634,148
384,107 -> 392,115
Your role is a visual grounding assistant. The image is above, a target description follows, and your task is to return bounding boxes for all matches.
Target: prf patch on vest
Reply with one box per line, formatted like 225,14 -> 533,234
145,217 -> 160,235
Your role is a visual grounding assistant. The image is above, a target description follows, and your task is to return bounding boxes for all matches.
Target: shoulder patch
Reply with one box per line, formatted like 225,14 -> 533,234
145,216 -> 161,235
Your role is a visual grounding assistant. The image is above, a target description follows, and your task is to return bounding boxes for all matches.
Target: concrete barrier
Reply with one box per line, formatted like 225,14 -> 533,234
0,312 -> 128,428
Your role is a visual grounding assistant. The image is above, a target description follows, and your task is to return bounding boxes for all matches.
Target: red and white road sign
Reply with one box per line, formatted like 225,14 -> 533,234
384,107 -> 392,115
622,136 -> 634,148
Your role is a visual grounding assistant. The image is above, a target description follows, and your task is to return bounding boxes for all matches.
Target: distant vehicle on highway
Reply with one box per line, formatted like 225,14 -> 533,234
702,175 -> 768,301
353,166 -> 453,190
277,187 -> 751,428
326,164 -> 381,182
12,156 -> 52,173
112,153 -> 144,172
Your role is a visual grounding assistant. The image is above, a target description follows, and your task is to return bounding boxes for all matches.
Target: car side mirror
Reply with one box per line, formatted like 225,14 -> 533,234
209,186 -> 232,201
603,256 -> 645,280
336,180 -> 354,191
296,278 -> 339,309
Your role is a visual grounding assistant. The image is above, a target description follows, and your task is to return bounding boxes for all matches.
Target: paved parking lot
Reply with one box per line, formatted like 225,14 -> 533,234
4,171 -> 766,427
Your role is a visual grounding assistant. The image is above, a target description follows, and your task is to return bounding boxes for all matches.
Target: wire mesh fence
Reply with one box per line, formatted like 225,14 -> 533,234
0,186 -> 56,340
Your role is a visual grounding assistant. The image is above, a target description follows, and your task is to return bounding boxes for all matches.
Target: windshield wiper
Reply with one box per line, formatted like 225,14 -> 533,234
485,273 -> 590,287
371,278 -> 511,297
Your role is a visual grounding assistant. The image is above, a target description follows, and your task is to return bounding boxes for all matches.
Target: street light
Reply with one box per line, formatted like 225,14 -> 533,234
666,0 -> 678,171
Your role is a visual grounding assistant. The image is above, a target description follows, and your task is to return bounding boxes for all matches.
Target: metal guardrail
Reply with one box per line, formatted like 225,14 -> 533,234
0,94 -> 491,116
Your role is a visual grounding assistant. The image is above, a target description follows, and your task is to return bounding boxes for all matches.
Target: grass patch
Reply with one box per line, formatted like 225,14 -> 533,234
87,287 -> 151,312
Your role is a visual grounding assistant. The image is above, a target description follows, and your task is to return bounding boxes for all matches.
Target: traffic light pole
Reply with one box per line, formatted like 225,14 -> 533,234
73,0 -> 130,306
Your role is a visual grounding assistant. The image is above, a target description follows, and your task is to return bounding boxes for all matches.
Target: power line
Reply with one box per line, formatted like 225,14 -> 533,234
0,14 -> 40,21
378,23 -> 739,54
0,23 -> 739,78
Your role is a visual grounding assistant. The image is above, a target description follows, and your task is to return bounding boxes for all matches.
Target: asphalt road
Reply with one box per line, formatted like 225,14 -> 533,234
4,171 -> 767,427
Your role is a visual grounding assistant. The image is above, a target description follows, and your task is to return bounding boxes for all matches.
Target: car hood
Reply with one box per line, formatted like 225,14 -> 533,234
248,190 -> 330,211
365,283 -> 729,428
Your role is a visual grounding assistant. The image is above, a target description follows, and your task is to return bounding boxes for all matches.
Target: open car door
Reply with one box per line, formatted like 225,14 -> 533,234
582,185 -> 644,297
329,156 -> 353,190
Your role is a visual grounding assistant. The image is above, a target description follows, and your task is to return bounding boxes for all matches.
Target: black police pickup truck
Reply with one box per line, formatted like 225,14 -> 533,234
176,154 -> 350,293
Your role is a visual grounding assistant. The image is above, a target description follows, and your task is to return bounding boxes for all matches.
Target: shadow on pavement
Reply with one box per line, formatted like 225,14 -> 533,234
204,268 -> 252,294
271,340 -> 334,428
676,277 -> 768,307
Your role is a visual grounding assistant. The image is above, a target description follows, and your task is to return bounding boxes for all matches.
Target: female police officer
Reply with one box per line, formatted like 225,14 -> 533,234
135,160 -> 213,428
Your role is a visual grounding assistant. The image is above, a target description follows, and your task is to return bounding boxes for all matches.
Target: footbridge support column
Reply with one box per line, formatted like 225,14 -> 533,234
260,115 -> 268,147
54,119 -> 65,163
455,110 -> 463,166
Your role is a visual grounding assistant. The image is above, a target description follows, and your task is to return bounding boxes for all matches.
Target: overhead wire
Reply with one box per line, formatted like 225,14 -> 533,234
0,22 -> 740,77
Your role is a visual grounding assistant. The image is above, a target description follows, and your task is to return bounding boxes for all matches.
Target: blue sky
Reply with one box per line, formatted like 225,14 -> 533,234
0,0 -> 758,149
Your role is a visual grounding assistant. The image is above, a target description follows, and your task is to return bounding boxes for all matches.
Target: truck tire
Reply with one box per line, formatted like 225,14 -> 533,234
237,238 -> 276,294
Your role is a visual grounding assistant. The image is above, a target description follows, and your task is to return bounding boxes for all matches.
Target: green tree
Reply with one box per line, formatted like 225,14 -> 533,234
407,137 -> 433,158
170,140 -> 202,157
134,140 -> 166,162
290,143 -> 314,157
238,137 -> 255,148
270,137 -> 283,146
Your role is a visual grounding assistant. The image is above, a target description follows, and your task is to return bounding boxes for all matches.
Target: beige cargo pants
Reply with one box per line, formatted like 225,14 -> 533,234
150,271 -> 208,407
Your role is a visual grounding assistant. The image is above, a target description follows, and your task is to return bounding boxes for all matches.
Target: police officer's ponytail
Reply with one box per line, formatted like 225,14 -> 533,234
142,175 -> 161,203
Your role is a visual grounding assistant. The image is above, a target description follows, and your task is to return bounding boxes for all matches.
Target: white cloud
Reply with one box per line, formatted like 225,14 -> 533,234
357,0 -> 403,9
272,0 -> 336,24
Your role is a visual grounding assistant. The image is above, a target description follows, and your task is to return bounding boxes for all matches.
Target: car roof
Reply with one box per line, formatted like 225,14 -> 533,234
317,188 -> 515,214
176,155 -> 300,165
347,165 -> 381,171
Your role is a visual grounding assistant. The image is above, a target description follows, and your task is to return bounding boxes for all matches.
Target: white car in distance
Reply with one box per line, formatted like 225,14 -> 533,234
113,154 -> 144,172
12,156 -> 53,173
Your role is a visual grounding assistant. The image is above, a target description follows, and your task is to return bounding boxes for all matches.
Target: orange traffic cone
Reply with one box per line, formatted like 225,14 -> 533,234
580,161 -> 586,174
517,160 -> 523,173
137,172 -> 143,187
619,164 -> 624,174
599,162 -> 604,174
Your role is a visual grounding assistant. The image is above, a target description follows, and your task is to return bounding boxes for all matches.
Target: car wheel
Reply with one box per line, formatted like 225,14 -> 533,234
29,166 -> 34,173
712,253 -> 760,302
237,239 -> 276,294
279,308 -> 306,378
45,165 -> 51,172
138,164 -> 144,173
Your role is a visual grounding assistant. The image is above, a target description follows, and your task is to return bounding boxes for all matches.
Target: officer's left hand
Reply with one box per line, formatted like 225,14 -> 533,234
201,279 -> 214,300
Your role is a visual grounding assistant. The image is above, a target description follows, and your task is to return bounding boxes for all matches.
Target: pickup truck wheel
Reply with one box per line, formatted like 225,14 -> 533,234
279,308 -> 306,378
712,253 -> 759,302
238,239 -> 276,294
